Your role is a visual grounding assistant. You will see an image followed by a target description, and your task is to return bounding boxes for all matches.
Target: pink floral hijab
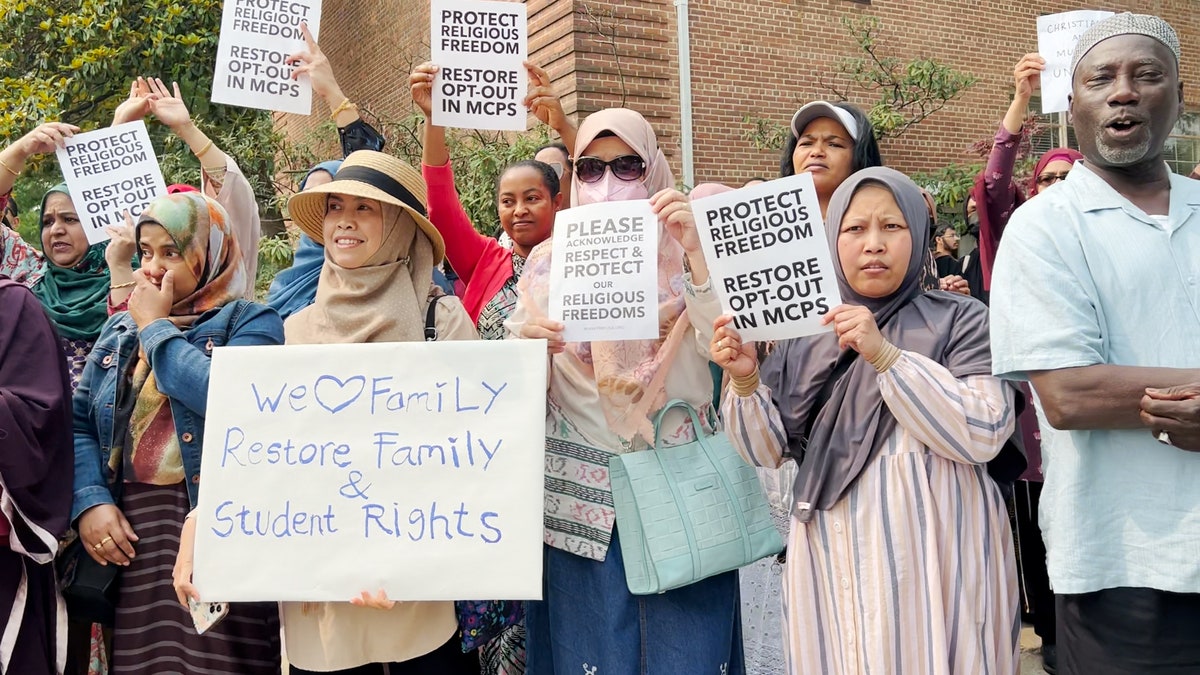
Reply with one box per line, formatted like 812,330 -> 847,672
518,108 -> 690,444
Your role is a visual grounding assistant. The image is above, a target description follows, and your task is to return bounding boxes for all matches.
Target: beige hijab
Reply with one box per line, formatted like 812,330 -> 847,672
285,204 -> 436,344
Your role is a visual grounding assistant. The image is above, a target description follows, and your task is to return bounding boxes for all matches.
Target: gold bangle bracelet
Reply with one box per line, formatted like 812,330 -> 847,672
110,280 -> 136,290
330,97 -> 358,120
0,158 -> 20,178
869,341 -> 902,373
194,140 -> 214,159
730,367 -> 761,397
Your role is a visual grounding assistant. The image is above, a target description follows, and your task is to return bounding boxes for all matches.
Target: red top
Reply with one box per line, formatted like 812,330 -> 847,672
422,162 -> 515,323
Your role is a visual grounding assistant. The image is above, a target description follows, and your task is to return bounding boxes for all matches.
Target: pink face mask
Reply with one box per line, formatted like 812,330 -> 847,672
577,171 -> 649,206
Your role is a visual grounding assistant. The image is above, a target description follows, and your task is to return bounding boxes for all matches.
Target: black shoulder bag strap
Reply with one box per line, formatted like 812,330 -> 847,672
424,295 -> 442,342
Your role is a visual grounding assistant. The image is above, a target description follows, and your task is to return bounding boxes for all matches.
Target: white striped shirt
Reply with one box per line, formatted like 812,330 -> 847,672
725,350 -> 1019,675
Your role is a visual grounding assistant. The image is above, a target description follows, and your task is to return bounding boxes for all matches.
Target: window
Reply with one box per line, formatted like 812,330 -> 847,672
1028,94 -> 1200,175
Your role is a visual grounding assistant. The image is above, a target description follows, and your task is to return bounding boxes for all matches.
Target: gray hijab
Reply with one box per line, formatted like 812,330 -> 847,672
760,166 -> 994,521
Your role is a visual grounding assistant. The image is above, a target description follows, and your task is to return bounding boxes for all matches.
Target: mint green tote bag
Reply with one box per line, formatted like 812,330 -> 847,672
609,399 -> 785,595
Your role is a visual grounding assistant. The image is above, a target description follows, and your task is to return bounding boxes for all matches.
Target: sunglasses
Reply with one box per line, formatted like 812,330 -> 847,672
1036,171 -> 1070,187
575,155 -> 646,183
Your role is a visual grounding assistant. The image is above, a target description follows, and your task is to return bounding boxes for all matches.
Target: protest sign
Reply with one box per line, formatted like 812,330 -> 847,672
1037,10 -> 1114,114
431,0 -> 528,131
55,122 -> 167,246
191,340 -> 547,602
548,200 -> 660,342
692,174 -> 841,342
211,0 -> 322,114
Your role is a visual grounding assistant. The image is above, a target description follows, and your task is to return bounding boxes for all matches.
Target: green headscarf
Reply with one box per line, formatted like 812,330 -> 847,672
31,184 -> 111,341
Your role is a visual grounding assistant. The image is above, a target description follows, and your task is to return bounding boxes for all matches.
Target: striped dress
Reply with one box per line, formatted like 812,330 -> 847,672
724,350 -> 1019,675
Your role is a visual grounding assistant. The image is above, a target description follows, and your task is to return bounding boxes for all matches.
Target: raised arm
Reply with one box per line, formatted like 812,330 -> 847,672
286,22 -> 385,156
411,62 -> 495,284
524,62 -> 578,154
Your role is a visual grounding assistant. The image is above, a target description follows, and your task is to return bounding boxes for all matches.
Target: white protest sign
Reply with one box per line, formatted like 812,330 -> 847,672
192,340 -> 547,602
691,174 -> 841,342
211,0 -> 322,114
1037,10 -> 1114,114
431,0 -> 528,131
549,200 -> 660,343
55,122 -> 167,246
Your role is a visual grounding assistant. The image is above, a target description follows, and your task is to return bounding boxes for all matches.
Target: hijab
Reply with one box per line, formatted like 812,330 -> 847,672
135,192 -> 248,328
267,160 -> 343,320
285,203 -> 436,345
972,146 -> 1084,292
1030,148 -> 1084,196
763,167 -> 994,520
31,184 -> 111,341
520,108 -> 689,444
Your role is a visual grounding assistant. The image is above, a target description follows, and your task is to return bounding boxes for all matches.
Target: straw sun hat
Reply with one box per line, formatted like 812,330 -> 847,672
287,150 -> 446,263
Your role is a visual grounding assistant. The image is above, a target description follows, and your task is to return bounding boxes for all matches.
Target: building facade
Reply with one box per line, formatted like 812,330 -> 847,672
276,0 -> 1200,186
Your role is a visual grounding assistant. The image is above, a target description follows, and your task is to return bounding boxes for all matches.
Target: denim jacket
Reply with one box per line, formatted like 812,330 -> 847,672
71,300 -> 284,523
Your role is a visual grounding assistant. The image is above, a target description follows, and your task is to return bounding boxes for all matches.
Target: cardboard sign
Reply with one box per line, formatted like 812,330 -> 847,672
691,174 -> 841,341
55,122 -> 167,245
1037,10 -> 1114,114
192,340 -> 547,602
548,200 -> 660,342
431,0 -> 528,131
211,0 -> 323,114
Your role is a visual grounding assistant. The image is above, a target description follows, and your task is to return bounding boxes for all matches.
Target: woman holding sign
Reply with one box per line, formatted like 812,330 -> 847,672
71,192 -> 285,675
176,151 -> 481,675
507,108 -> 744,674
712,166 -> 1020,674
410,61 -> 571,342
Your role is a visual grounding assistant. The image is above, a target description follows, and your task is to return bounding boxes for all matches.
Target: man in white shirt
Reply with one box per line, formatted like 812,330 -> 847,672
989,13 -> 1200,675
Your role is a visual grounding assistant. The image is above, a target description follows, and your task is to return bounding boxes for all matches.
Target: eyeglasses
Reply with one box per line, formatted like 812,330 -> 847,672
575,155 -> 646,183
1036,171 -> 1070,187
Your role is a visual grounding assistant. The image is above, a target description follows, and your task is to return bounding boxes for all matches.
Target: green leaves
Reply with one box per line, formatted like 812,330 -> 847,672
825,15 -> 976,140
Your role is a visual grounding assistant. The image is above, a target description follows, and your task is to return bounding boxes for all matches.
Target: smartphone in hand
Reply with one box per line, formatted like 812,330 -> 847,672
188,597 -> 229,635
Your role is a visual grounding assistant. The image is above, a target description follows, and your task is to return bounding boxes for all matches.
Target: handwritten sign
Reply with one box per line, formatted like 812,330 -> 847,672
55,122 -> 167,245
691,174 -> 841,341
1037,10 -> 1114,114
211,0 -> 323,114
431,0 -> 528,131
548,200 -> 659,343
192,340 -> 547,602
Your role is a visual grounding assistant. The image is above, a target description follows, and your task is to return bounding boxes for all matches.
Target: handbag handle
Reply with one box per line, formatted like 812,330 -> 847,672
648,398 -> 757,573
652,398 -> 706,450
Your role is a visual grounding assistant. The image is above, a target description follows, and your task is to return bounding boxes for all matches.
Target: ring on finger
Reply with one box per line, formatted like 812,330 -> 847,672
99,535 -> 114,547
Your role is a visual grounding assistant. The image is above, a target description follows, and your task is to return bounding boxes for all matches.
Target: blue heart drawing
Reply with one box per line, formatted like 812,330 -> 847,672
313,374 -> 366,414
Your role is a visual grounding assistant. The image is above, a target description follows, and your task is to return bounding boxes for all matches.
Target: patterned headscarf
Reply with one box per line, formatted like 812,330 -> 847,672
135,192 -> 247,328
1071,13 -> 1180,75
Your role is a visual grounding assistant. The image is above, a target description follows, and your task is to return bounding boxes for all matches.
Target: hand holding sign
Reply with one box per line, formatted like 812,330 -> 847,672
710,315 -> 757,379
1013,53 -> 1045,102
518,316 -> 565,355
524,62 -> 567,131
823,304 -> 885,362
350,589 -> 396,610
15,122 -> 79,157
410,63 -> 438,119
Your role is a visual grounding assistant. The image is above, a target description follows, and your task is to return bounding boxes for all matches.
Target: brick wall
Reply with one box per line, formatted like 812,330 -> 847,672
277,0 -> 1200,186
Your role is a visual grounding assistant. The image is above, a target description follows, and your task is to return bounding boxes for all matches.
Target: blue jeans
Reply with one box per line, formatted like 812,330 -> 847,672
526,529 -> 745,675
